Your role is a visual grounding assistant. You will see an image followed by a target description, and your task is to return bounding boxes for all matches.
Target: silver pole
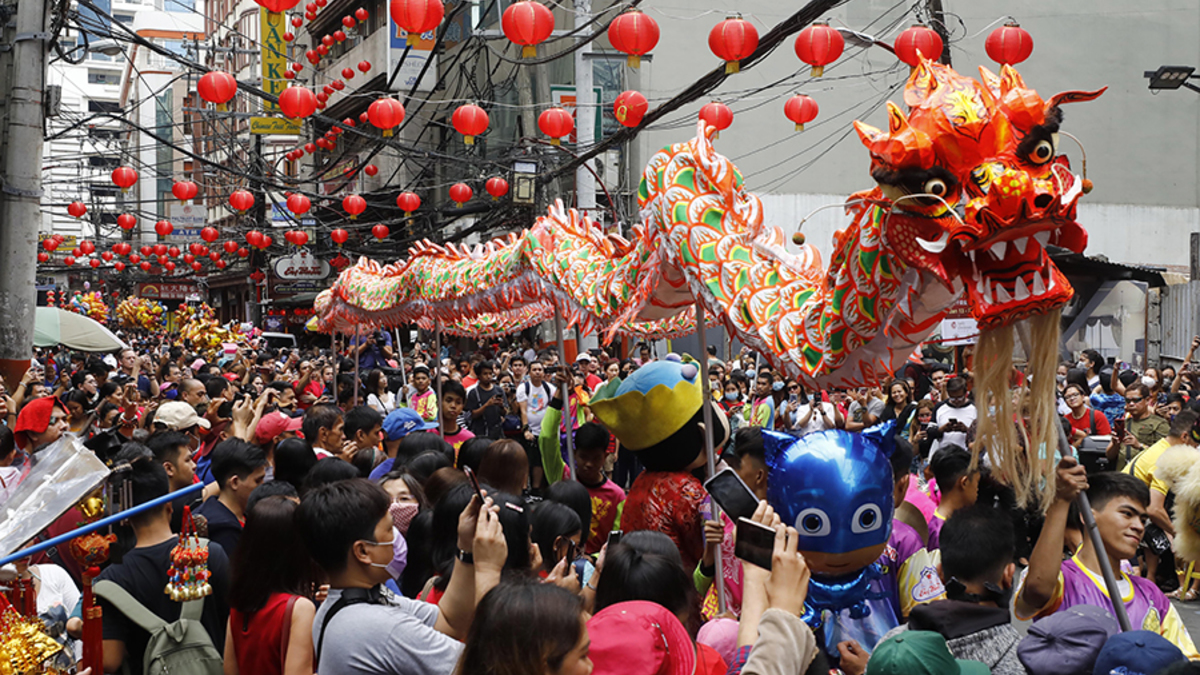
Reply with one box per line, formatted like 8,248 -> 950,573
332,330 -> 339,402
435,326 -> 444,439
697,302 -> 726,613
553,308 -> 576,479
353,324 -> 361,407
395,327 -> 406,404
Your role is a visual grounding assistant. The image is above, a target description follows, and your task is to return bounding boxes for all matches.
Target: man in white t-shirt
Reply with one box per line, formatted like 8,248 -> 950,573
790,397 -> 839,437
929,377 -> 977,462
517,361 -> 555,439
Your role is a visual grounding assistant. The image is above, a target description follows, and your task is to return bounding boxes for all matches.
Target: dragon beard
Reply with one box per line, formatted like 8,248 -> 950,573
972,308 -> 1062,508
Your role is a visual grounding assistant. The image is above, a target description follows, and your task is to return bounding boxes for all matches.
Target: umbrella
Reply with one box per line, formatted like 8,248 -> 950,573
34,307 -> 129,352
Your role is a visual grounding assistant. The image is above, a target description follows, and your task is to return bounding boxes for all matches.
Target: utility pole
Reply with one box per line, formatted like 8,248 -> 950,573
0,0 -> 49,385
927,0 -> 952,66
574,0 -> 596,217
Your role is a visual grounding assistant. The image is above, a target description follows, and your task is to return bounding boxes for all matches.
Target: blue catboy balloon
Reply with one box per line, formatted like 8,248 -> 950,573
764,424 -> 896,576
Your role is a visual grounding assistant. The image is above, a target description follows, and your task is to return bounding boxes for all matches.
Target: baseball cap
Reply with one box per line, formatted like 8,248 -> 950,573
155,401 -> 211,431
255,411 -> 303,444
383,408 -> 438,441
866,631 -> 989,675
576,352 -> 591,362
1019,604 -> 1117,675
1091,630 -> 1185,675
588,601 -> 695,675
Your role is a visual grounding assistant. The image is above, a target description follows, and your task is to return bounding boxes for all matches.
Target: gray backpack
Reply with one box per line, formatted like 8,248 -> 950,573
93,578 -> 223,675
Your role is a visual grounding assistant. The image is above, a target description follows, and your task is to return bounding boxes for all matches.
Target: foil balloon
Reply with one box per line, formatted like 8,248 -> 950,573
764,424 -> 895,625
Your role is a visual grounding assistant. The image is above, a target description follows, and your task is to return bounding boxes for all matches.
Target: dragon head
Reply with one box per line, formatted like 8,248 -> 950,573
854,55 -> 1105,329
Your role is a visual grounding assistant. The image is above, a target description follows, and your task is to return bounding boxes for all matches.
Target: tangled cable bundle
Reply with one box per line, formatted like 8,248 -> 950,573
115,297 -> 166,330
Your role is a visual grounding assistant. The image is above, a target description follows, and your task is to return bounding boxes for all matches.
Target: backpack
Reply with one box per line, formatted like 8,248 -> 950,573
93,577 -> 223,675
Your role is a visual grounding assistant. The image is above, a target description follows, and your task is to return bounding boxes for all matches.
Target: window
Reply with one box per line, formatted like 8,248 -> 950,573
87,70 -> 121,85
87,99 -> 121,113
113,13 -> 135,26
88,155 -> 121,168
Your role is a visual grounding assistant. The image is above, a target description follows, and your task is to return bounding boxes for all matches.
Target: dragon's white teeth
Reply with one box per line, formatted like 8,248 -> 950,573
917,231 -> 950,253
982,279 -> 993,305
995,283 -> 1013,304
989,241 -> 1008,260
1013,237 -> 1029,255
968,250 -> 977,265
1034,231 -> 1051,248
1032,271 -> 1046,296
1014,276 -> 1031,301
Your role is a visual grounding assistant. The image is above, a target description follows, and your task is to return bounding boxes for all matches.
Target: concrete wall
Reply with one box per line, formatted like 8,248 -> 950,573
633,0 -> 1200,269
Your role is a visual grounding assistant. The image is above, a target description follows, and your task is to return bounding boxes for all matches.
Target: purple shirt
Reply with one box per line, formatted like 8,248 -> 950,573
926,512 -> 946,551
889,519 -> 924,568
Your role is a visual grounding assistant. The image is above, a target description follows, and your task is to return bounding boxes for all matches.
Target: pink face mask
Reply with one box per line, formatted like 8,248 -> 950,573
390,501 -> 419,535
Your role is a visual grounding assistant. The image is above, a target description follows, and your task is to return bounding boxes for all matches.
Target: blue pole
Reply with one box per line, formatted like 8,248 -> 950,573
0,482 -> 204,567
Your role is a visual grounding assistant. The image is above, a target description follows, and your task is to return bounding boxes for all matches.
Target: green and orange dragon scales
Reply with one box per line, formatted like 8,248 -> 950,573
317,56 -> 1104,398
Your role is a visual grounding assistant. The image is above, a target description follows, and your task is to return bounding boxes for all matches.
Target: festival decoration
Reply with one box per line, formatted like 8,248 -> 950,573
341,15 -> 355,28
485,177 -> 509,201
278,85 -> 317,119
538,107 -> 574,145
372,224 -> 390,240
287,193 -> 312,215
359,60 -> 372,73
37,251 -> 48,263
698,101 -> 732,138
0,603 -> 64,672
607,9 -> 659,68
449,182 -> 473,207
364,164 -> 378,176
709,15 -> 758,74
199,226 -> 219,243
198,71 -> 238,111
117,213 -> 136,230
452,104 -> 489,145
390,0 -> 444,46
502,0 -> 554,58
111,166 -> 138,192
893,24 -> 942,67
79,241 -> 95,255
368,97 -> 405,136
614,90 -> 648,128
165,505 -> 212,601
331,228 -> 349,245
229,189 -> 255,213
356,7 -> 368,20
172,180 -> 199,203
794,21 -> 843,77
63,292 -> 110,323
114,261 -> 125,271
116,297 -> 167,330
237,247 -> 249,258
246,230 -> 265,248
343,194 -> 367,219
67,201 -> 87,219
784,94 -> 818,131
397,191 -> 421,215
985,22 -> 1033,66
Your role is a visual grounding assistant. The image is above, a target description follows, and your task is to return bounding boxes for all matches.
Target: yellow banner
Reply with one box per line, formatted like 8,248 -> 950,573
260,9 -> 288,118
251,117 -> 302,135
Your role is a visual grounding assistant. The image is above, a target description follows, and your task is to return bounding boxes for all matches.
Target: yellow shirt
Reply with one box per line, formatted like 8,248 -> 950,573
1124,437 -> 1173,495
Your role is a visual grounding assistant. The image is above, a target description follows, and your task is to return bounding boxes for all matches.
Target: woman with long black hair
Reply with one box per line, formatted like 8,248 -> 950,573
223,496 -> 317,675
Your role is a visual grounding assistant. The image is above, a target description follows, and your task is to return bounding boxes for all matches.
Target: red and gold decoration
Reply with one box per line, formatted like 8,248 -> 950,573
229,189 -> 255,213
985,22 -> 1033,66
368,97 -> 406,137
452,104 -> 489,145
485,177 -> 509,201
614,90 -> 648,128
397,191 -> 421,216
166,505 -> 213,601
708,15 -> 758,74
449,182 -> 473,207
699,101 -> 733,138
390,0 -> 444,46
111,166 -> 138,193
784,94 -> 818,132
793,21 -> 843,77
893,24 -> 943,67
197,70 -> 239,111
343,194 -> 367,219
607,9 -> 659,68
502,1 -> 554,58
538,106 -> 574,145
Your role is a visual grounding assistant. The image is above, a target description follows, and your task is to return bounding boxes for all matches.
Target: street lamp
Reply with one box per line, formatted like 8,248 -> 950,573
1144,65 -> 1200,93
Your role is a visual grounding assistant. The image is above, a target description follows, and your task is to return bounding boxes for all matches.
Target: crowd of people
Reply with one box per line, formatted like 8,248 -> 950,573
5,327 -> 1200,675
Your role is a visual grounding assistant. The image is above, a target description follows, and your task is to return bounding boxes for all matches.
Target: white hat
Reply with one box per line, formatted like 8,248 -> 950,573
155,401 -> 211,431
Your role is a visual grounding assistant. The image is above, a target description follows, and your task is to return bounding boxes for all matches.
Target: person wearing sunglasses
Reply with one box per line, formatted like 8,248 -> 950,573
1109,383 -> 1169,472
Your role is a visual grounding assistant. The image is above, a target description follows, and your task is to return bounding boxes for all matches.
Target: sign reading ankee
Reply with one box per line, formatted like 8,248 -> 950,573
272,252 -> 331,280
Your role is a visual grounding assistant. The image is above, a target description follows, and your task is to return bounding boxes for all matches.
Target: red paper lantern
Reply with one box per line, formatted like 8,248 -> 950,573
114,243 -> 131,255
188,243 -> 203,256
129,254 -> 141,264
283,71 -> 295,81
89,258 -> 101,268
364,164 -> 378,176
538,107 -> 574,146
321,34 -> 334,47
167,246 -> 181,258
255,0 -> 300,12
502,1 -> 554,58
191,262 -> 203,272
331,228 -> 349,244
613,90 -> 648,128
140,245 -> 153,257
183,253 -> 196,264
985,22 -> 1033,66
283,32 -> 295,42
101,251 -> 114,261
155,220 -> 174,237
246,230 -> 264,248
79,240 -> 96,255
64,256 -> 76,266
237,247 -> 250,258
291,16 -> 303,27
359,112 -> 369,123
198,71 -> 238,110
71,247 -> 82,258
117,213 -> 137,230
200,226 -> 220,243
172,180 -> 199,203
390,0 -> 444,46
343,194 -> 367,219
115,261 -> 126,271
305,2 -> 316,11
485,177 -> 509,201
358,60 -> 371,73
209,251 -> 221,262
41,239 -> 57,252
894,24 -> 943,67
37,252 -> 49,263
165,261 -> 176,272
316,92 -> 330,104
709,16 -> 758,74
794,22 -> 844,78
699,101 -> 733,137
287,193 -> 312,215
341,16 -> 355,28
449,182 -> 473,206
607,9 -> 659,69
292,230 -> 309,246
784,94 -> 818,132
342,67 -> 355,79
216,259 -> 228,269
371,224 -> 390,240
278,86 -> 317,119
356,7 -> 368,20
305,10 -> 316,20
396,191 -> 421,215
368,97 -> 406,136
111,166 -> 138,192
452,104 -> 489,145
304,142 -> 317,154
229,189 -> 255,213
140,261 -> 152,271
224,240 -> 239,253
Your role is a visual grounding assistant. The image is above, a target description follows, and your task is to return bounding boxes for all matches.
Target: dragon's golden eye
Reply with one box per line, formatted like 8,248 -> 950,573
1029,139 -> 1054,164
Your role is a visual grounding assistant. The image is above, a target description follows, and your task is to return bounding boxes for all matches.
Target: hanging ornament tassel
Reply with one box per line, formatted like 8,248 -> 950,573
165,506 -> 212,602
